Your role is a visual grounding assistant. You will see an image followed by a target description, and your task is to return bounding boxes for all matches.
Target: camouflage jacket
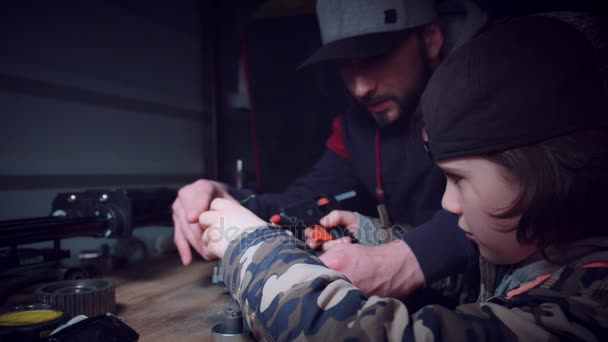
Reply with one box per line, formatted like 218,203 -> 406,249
222,228 -> 608,341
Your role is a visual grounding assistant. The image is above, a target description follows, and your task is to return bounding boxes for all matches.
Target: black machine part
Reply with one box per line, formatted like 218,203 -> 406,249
278,196 -> 340,227
47,312 -> 139,342
0,216 -> 109,248
50,188 -> 176,238
0,188 -> 176,248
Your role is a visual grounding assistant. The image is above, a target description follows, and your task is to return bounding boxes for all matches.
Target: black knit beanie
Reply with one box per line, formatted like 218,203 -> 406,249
422,16 -> 607,161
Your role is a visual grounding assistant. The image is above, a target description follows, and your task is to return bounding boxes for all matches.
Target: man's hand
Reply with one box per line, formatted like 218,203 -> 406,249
304,210 -> 423,297
319,239 -> 425,298
172,179 -> 236,265
304,210 -> 358,249
198,198 -> 267,259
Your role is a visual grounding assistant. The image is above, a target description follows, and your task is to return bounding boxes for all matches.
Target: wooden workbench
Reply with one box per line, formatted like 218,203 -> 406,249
108,256 -> 236,341
3,256 -> 237,342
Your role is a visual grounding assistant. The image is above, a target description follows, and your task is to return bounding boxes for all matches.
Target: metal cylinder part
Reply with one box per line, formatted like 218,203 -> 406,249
211,307 -> 253,342
222,307 -> 243,334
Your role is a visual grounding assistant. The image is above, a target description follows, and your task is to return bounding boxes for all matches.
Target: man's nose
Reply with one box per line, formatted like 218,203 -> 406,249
349,73 -> 376,99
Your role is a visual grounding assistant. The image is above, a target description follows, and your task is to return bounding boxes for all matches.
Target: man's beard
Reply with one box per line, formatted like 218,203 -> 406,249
369,43 -> 433,129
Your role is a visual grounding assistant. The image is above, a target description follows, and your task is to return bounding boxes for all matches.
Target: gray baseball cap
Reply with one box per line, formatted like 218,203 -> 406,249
300,0 -> 437,68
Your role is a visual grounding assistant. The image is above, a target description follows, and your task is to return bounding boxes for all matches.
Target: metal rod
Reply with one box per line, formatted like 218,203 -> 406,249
0,216 -> 109,247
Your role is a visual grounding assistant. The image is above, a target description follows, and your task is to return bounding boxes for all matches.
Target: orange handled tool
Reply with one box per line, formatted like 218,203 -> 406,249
268,191 -> 358,244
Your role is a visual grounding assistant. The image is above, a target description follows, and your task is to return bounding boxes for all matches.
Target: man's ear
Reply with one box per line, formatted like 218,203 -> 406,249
422,22 -> 444,67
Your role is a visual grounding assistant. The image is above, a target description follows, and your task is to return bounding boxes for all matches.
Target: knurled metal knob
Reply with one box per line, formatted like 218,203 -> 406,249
36,279 -> 115,318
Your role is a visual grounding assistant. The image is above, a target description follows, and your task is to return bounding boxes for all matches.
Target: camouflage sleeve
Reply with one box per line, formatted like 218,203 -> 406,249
221,228 -> 584,341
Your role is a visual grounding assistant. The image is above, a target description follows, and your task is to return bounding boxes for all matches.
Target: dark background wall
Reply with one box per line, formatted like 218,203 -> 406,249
0,0 -> 215,259
0,0 -> 338,259
0,0 -> 206,220
218,9 -> 344,193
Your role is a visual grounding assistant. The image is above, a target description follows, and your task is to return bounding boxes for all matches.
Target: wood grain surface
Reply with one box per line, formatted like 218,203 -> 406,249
108,257 -> 237,342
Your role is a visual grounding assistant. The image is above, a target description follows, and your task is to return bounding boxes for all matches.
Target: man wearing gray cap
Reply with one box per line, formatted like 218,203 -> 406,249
172,0 -> 486,299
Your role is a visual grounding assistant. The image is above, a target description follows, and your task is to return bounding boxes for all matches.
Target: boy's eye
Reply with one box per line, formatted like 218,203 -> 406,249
446,173 -> 463,185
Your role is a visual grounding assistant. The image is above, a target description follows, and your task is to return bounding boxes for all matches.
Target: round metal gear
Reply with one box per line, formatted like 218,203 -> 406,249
36,279 -> 115,318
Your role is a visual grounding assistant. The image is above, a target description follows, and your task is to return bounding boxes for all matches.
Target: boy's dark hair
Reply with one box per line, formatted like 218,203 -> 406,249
485,128 -> 608,256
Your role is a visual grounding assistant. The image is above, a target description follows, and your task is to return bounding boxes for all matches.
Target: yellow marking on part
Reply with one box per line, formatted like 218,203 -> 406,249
0,309 -> 63,326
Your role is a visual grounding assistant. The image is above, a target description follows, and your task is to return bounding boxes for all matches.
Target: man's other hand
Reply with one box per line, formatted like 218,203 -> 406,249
172,179 -> 236,265
319,239 -> 425,298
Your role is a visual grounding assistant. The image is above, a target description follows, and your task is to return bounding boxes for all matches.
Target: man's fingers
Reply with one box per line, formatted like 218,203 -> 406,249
176,204 -> 209,261
322,237 -> 352,251
304,227 -> 314,239
186,209 -> 202,223
186,222 -> 206,257
320,210 -> 357,228
173,214 -> 193,266
177,186 -> 212,223
319,252 -> 344,270
305,238 -> 322,250
319,210 -> 341,227
173,180 -> 231,263
174,200 -> 205,258
184,198 -> 208,222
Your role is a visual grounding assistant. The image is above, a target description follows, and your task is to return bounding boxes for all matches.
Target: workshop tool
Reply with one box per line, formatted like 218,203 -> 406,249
269,190 -> 358,244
